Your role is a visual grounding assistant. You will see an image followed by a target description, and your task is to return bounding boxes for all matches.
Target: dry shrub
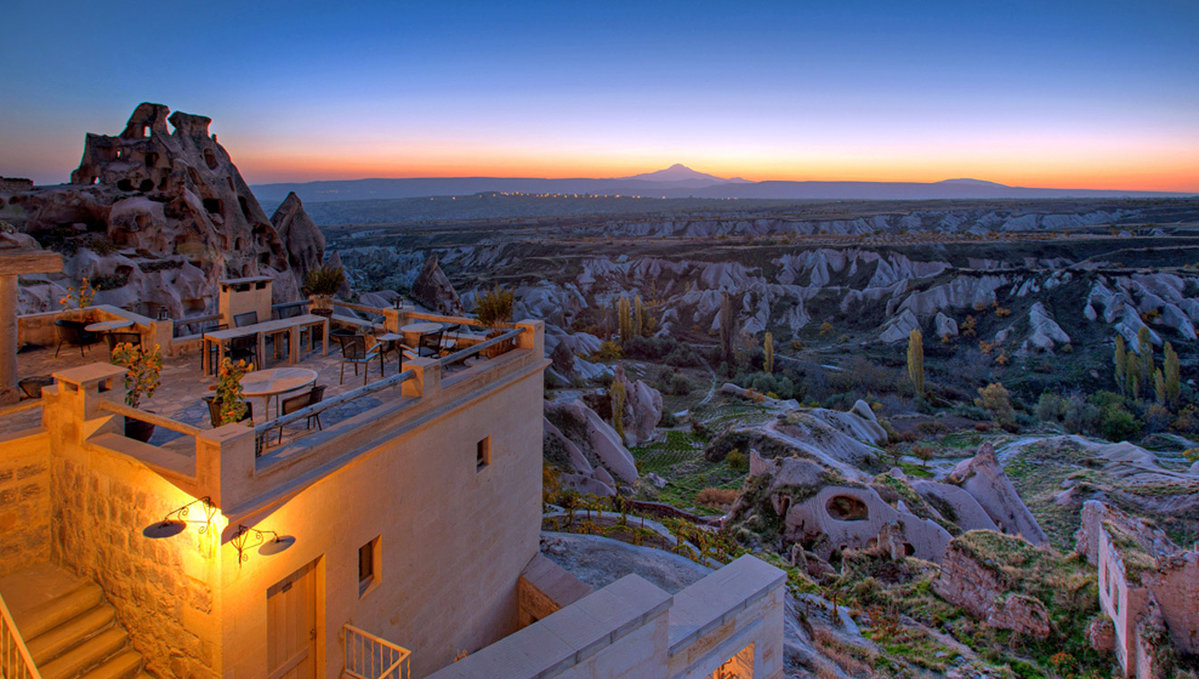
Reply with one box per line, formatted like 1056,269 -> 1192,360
696,487 -> 739,508
811,627 -> 878,677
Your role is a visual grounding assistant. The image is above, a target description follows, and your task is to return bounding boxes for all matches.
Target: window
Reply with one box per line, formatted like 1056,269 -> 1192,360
358,536 -> 380,597
476,437 -> 491,470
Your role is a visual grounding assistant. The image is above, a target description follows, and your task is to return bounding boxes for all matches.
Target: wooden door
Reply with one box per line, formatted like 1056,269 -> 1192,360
267,560 -> 318,679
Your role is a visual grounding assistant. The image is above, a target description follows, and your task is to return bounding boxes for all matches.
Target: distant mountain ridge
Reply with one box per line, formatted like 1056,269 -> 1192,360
250,165 -> 1191,205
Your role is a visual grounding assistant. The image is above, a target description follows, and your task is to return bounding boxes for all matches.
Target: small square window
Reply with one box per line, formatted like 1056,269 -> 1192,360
476,437 -> 491,471
358,536 -> 380,597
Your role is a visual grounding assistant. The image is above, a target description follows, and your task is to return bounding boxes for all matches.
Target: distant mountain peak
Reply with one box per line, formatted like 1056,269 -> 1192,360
937,178 -> 1008,187
621,164 -> 734,184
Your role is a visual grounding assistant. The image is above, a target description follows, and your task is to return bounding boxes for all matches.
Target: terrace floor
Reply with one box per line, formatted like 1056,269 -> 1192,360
5,337 -> 447,446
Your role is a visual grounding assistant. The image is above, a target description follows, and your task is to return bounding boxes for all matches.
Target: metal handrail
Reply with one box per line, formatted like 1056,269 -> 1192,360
1,589 -> 42,679
96,401 -> 203,437
438,327 -> 523,368
253,370 -> 415,437
343,624 -> 410,679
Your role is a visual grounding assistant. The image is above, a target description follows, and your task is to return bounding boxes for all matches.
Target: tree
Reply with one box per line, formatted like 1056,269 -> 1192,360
1114,336 -> 1127,395
907,329 -> 924,398
610,379 -> 626,444
1164,341 -> 1181,407
1137,326 -> 1154,391
1154,369 -> 1167,406
763,332 -> 774,374
633,295 -> 645,338
975,383 -> 1015,430
617,295 -> 632,343
1126,352 -> 1142,399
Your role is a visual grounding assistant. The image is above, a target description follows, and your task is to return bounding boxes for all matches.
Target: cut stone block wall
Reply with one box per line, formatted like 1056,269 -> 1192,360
0,429 -> 50,576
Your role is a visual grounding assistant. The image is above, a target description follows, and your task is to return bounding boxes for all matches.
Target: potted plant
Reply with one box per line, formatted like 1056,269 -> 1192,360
474,285 -> 515,358
214,357 -> 252,425
302,265 -> 345,317
110,342 -> 162,442
59,276 -> 97,322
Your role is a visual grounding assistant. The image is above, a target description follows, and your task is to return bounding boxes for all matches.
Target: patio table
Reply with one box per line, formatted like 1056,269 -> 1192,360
202,313 -> 329,375
240,367 -> 318,419
400,322 -> 442,347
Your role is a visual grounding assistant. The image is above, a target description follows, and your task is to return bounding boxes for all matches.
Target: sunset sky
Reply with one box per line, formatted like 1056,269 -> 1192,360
2,1 -> 1197,190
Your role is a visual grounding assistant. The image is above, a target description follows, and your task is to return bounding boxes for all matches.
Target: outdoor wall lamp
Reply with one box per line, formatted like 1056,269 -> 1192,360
231,524 -> 295,562
142,496 -> 217,538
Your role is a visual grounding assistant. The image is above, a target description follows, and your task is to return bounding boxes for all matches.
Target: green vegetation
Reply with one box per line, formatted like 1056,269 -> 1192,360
907,328 -> 924,398
474,284 -> 515,327
300,265 -> 345,296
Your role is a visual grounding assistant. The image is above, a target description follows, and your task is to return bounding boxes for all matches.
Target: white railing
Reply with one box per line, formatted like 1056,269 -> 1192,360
343,624 -> 410,679
1,590 -> 41,679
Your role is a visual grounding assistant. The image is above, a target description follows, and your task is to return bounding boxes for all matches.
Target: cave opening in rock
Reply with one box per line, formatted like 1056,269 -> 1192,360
204,149 -> 218,169
117,178 -> 134,191
202,198 -> 222,214
139,179 -> 154,192
826,495 -> 869,521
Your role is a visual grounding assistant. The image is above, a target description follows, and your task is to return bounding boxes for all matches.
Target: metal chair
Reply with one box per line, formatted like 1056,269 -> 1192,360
54,319 -> 101,357
228,335 -> 260,368
417,329 -> 445,358
275,385 -> 326,443
105,331 -> 142,352
203,395 -> 253,427
335,335 -> 382,385
199,323 -> 228,371
233,311 -> 259,327
439,323 -> 461,355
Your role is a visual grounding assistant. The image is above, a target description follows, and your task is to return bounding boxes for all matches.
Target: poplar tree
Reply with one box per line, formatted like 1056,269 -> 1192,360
907,329 -> 924,398
763,332 -> 774,374
633,295 -> 645,337
1114,336 -> 1127,395
719,292 -> 736,372
1154,369 -> 1166,406
1164,342 -> 1180,407
610,380 -> 626,444
1137,326 -> 1154,390
617,295 -> 632,343
1126,352 -> 1141,399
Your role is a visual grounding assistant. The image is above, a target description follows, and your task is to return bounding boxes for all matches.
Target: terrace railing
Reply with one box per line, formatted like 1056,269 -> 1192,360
343,625 -> 410,679
438,327 -> 523,369
96,401 -> 204,438
1,589 -> 41,679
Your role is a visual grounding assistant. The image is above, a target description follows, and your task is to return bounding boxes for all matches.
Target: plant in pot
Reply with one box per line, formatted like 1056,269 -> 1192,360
59,276 -> 98,322
110,342 -> 162,442
302,265 -> 345,317
214,357 -> 253,425
475,285 -> 515,358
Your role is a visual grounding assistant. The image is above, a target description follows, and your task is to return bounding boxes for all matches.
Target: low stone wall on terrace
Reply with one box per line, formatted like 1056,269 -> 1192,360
0,429 -> 50,576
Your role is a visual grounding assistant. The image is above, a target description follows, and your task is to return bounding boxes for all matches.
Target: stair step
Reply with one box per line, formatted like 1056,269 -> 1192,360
27,604 -> 116,666
39,627 -> 127,679
15,582 -> 104,641
79,650 -> 143,679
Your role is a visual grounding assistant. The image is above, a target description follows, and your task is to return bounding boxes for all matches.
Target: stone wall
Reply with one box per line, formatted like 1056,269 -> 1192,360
50,452 -> 221,678
0,429 -> 50,576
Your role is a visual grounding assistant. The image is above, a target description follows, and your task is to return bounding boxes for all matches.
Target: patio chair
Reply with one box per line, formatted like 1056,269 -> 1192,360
417,328 -> 445,358
439,323 -> 461,355
335,335 -> 382,385
105,331 -> 142,352
54,319 -> 101,358
233,311 -> 259,327
202,395 -> 253,427
228,334 -> 260,368
275,384 -> 326,443
199,322 -> 228,371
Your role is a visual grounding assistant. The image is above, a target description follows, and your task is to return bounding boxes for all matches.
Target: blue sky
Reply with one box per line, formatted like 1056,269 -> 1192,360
2,0 -> 1197,189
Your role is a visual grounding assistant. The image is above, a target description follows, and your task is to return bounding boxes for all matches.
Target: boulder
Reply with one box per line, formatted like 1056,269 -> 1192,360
411,254 -> 464,315
1024,302 -> 1070,352
911,480 -> 998,532
934,311 -> 959,339
1086,617 -> 1115,652
543,400 -> 638,484
879,308 -> 920,343
612,365 -> 662,446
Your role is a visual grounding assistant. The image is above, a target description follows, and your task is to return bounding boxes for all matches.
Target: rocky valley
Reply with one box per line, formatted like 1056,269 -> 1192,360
4,106 -> 1199,678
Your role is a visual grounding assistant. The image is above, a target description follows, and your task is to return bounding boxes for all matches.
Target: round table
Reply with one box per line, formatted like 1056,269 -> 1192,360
401,322 -> 442,347
85,319 -> 134,333
240,367 -> 318,419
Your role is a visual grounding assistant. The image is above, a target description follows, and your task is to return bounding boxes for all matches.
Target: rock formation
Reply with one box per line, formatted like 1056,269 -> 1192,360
3,103 -> 323,316
543,399 -> 639,494
947,443 -> 1048,546
411,254 -> 464,315
610,365 -> 663,446
270,192 -> 326,286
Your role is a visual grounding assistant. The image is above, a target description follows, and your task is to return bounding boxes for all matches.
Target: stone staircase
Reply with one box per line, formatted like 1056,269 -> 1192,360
0,564 -> 151,679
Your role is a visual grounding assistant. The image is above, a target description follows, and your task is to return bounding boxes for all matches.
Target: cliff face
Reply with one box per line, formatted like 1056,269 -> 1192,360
0,102 -> 324,316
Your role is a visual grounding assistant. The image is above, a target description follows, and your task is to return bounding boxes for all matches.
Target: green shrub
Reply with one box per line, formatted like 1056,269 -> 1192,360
301,265 -> 345,296
1035,392 -> 1064,423
474,284 -> 514,327
726,448 -> 749,472
1099,405 -> 1140,442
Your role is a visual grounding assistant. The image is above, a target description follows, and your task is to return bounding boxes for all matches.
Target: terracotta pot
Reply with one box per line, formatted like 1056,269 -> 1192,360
124,416 -> 156,443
